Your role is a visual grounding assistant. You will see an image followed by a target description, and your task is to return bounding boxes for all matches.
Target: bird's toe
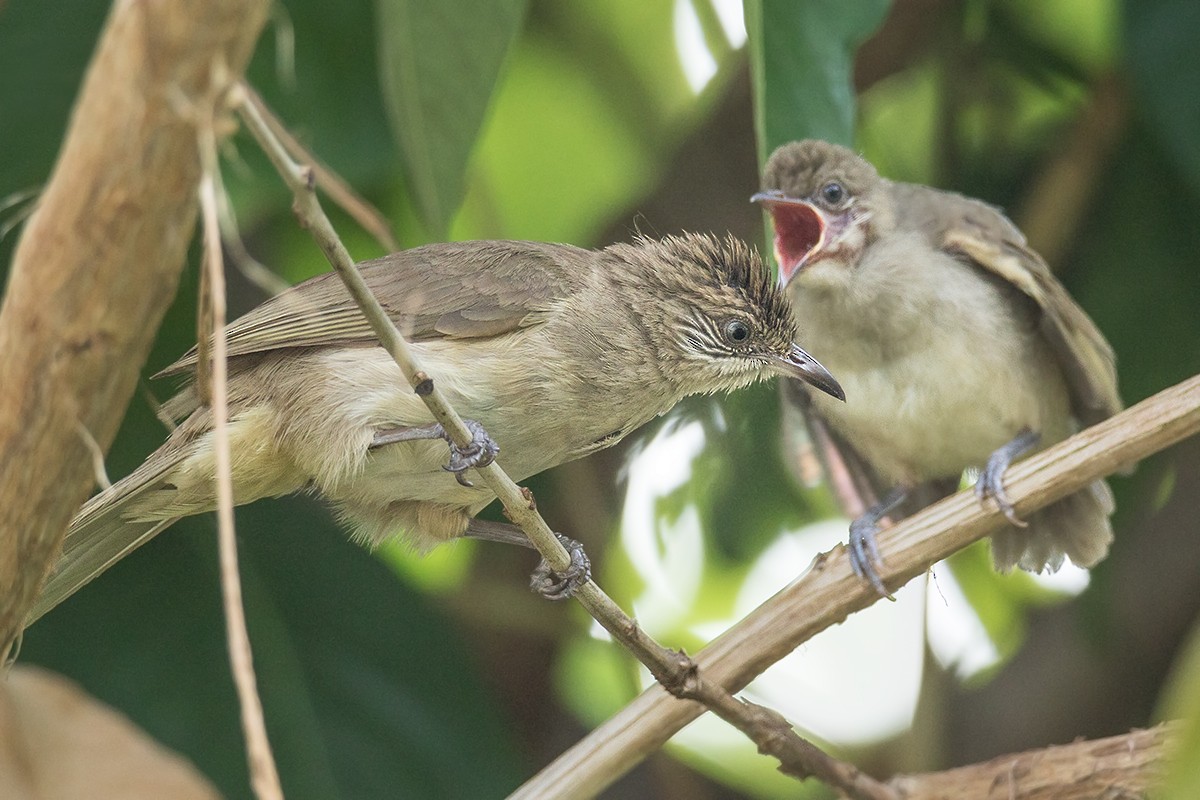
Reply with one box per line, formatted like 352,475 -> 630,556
529,534 -> 591,601
443,419 -> 500,486
848,517 -> 892,599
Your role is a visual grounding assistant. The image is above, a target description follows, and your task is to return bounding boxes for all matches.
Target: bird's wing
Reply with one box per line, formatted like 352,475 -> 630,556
157,240 -> 591,378
893,183 -> 1122,425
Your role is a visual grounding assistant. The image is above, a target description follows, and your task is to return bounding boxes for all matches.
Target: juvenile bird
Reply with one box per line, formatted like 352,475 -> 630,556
30,234 -> 843,622
753,140 -> 1121,594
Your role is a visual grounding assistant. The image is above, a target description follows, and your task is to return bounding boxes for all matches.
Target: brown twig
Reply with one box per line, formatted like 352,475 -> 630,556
0,0 -> 270,655
0,186 -> 40,243
890,723 -> 1172,799
199,96 -> 283,800
688,690 -> 897,800
515,374 -> 1200,798
239,82 -> 400,252
215,188 -> 292,297
232,82 -> 894,800
74,422 -> 112,492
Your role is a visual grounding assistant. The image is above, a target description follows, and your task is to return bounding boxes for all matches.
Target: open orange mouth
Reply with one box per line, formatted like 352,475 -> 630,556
750,192 -> 826,284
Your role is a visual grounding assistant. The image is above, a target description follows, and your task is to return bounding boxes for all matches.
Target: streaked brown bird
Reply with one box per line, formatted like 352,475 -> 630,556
753,140 -> 1121,594
30,233 -> 844,623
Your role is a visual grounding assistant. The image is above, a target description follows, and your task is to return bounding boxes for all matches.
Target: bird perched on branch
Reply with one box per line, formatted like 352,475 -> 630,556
753,140 -> 1121,594
30,233 -> 844,623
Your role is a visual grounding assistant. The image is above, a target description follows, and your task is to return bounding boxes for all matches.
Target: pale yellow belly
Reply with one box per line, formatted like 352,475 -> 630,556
809,326 -> 1070,485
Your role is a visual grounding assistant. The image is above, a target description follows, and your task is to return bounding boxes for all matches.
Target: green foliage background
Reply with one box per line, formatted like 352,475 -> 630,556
1,1 -> 1199,797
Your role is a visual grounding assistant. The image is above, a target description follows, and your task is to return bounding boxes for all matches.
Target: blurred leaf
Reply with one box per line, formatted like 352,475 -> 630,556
988,3 -> 1095,89
535,1 -> 692,124
0,0 -> 109,276
454,0 -> 721,245
1066,129 -> 1200,407
556,636 -> 635,725
746,0 -> 891,156
1157,616 -> 1200,800
454,32 -> 656,243
946,543 -> 1027,665
858,63 -> 942,182
1125,0 -> 1200,198
944,540 -> 1090,680
1004,0 -> 1118,75
0,0 -> 108,195
236,0 -> 402,232
376,0 -> 528,237
22,498 -> 524,799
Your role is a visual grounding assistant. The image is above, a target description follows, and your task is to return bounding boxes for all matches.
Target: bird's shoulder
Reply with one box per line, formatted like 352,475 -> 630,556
888,181 -> 1023,247
890,180 -> 1121,424
157,240 -> 592,378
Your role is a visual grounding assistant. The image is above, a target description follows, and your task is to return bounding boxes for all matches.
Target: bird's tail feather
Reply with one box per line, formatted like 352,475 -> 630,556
27,455 -> 184,626
991,479 -> 1115,573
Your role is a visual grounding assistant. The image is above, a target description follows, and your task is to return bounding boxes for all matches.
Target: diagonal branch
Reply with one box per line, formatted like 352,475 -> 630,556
515,373 -> 1200,798
198,98 -> 283,800
238,83 -> 399,253
890,723 -> 1172,799
232,81 -> 896,800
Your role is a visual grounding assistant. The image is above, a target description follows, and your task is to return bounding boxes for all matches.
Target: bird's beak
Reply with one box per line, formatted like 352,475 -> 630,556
774,343 -> 845,402
750,191 -> 827,285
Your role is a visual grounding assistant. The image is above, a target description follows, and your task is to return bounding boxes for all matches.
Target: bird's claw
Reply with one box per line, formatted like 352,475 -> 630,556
529,534 -> 591,601
442,419 -> 499,487
975,428 -> 1040,527
848,516 -> 891,599
975,460 -> 1026,527
847,487 -> 906,599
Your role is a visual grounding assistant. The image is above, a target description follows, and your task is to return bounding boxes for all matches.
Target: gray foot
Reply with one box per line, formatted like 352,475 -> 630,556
442,420 -> 499,486
848,487 -> 906,598
975,428 -> 1040,527
464,520 -> 591,600
530,534 -> 591,601
371,419 -> 499,487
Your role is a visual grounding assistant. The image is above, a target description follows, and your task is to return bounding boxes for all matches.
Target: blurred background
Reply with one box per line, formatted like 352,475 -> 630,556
2,0 -> 1199,797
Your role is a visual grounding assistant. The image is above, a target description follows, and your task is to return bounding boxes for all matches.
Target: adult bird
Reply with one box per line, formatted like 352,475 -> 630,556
30,233 -> 844,622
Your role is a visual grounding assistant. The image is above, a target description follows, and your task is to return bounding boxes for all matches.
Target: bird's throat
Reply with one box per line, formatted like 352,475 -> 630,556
770,202 -> 825,283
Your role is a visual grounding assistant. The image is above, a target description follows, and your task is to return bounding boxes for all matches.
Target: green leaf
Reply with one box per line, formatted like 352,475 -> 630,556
22,498 -> 525,799
239,0 -> 401,226
1125,0 -> 1200,198
745,0 -> 891,157
0,0 -> 111,276
1157,616 -> 1200,800
375,0 -> 529,237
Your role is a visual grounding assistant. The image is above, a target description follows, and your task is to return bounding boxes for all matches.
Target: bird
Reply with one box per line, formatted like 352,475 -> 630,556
752,139 -> 1121,594
29,233 -> 845,623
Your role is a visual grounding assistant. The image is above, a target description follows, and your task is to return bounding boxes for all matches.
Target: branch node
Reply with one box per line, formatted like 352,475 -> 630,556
413,372 -> 434,396
616,614 -> 641,641
656,649 -> 700,699
520,486 -> 537,510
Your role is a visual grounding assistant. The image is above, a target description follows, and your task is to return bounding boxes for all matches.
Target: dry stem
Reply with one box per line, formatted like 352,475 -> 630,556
890,723 -> 1171,799
232,81 -> 891,799
515,374 -> 1200,798
239,83 -> 399,252
199,107 -> 283,800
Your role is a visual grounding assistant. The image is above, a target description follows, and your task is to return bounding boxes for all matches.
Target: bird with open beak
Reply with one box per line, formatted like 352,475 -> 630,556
753,139 -> 1121,595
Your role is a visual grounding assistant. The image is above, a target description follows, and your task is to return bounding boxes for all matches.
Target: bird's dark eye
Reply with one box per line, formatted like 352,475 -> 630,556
819,181 -> 846,207
723,319 -> 751,344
